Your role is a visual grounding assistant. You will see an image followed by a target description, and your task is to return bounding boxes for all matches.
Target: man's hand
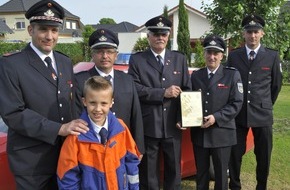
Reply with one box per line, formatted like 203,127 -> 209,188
58,119 -> 89,136
201,115 -> 215,128
138,154 -> 143,161
164,85 -> 182,98
176,121 -> 187,131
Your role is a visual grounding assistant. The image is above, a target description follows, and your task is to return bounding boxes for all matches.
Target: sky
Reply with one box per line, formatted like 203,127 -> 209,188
0,0 -> 212,26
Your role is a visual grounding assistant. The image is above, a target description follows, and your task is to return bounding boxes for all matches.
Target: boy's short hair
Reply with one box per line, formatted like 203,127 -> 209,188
83,76 -> 113,97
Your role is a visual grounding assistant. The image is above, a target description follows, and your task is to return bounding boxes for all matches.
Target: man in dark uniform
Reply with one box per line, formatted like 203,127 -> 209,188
191,35 -> 243,190
227,14 -> 283,190
128,16 -> 191,190
74,28 -> 145,155
0,1 -> 89,189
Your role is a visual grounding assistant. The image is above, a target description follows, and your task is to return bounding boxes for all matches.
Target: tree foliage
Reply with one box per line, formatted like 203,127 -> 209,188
192,40 -> 205,68
177,0 -> 192,65
202,0 -> 290,60
132,37 -> 149,52
82,25 -> 95,61
163,5 -> 172,50
99,18 -> 116,24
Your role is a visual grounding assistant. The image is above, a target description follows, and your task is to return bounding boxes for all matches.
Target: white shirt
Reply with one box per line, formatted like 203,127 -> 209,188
245,44 -> 260,60
88,115 -> 109,142
151,49 -> 166,65
95,66 -> 114,86
30,42 -> 58,73
207,65 -> 219,78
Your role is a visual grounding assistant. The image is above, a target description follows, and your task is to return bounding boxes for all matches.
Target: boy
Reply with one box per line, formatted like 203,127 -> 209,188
57,76 -> 140,189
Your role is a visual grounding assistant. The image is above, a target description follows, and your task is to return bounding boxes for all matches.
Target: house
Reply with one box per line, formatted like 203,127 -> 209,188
0,20 -> 13,38
0,0 -> 83,42
91,21 -> 146,53
136,3 -> 211,51
89,3 -> 211,54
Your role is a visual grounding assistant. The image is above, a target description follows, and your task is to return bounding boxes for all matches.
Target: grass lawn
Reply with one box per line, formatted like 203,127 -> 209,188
181,85 -> 290,189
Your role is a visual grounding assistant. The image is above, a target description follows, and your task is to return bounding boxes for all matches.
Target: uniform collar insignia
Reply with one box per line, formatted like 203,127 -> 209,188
209,40 -> 217,45
99,35 -> 107,42
44,9 -> 55,17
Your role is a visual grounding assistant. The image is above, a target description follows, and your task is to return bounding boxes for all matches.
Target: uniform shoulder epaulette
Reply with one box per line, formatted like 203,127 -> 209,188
225,66 -> 237,70
265,47 -> 278,52
229,47 -> 242,52
132,51 -> 143,55
55,50 -> 69,58
172,50 -> 185,55
2,50 -> 21,57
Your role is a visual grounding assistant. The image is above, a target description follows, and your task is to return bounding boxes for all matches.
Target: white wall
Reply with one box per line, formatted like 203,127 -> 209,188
171,9 -> 211,50
118,32 -> 147,53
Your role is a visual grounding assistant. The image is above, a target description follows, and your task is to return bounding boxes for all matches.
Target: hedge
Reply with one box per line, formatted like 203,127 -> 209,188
0,41 -> 89,65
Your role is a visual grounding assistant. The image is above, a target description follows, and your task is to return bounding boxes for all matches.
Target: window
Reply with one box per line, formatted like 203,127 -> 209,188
71,22 -> 76,29
65,21 -> 77,30
66,21 -> 71,29
15,18 -> 25,29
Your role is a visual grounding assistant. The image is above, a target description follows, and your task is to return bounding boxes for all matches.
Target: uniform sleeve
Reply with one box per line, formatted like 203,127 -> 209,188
213,71 -> 244,128
271,51 -> 282,104
176,55 -> 192,122
57,135 -> 81,189
119,120 -> 140,190
0,57 -> 61,145
128,77 -> 145,154
128,54 -> 165,104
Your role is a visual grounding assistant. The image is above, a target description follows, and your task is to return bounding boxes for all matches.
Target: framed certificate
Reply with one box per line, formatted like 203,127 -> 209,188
180,91 -> 203,127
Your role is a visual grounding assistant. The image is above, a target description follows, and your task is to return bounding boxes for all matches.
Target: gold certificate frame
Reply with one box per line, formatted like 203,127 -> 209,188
180,91 -> 203,127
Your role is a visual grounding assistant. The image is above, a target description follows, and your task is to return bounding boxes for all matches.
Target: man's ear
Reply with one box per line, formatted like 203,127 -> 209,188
82,97 -> 87,107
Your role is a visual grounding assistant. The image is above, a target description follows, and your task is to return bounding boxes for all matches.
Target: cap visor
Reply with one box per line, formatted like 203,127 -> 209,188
31,20 -> 62,27
149,29 -> 170,34
244,26 -> 263,31
204,47 -> 224,52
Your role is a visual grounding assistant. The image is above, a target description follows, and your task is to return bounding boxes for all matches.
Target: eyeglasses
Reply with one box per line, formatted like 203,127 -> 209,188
149,32 -> 169,37
94,49 -> 117,56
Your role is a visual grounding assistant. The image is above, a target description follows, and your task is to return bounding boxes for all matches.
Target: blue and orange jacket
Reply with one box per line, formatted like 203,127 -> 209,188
57,111 -> 140,190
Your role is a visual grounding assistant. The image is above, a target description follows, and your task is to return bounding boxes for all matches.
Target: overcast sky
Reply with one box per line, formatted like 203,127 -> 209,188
0,0 -> 212,26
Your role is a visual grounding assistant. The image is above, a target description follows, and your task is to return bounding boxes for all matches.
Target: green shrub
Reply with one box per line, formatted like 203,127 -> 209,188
0,41 -> 86,65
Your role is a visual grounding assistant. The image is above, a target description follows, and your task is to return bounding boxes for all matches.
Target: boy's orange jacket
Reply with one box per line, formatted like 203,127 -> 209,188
57,111 -> 140,190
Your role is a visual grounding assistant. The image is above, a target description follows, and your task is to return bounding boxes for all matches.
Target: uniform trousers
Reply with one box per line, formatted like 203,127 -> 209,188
14,174 -> 58,190
229,126 -> 272,190
193,144 -> 231,190
140,136 -> 181,190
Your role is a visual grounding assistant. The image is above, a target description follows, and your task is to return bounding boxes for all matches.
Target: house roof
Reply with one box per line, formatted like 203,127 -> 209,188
0,20 -> 13,34
0,0 -> 79,19
91,22 -> 138,33
135,3 -> 206,32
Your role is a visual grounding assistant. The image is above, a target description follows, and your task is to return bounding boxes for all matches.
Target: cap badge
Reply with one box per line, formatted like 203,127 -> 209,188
44,9 -> 55,17
157,22 -> 164,27
209,40 -> 217,45
249,20 -> 256,26
99,35 -> 107,42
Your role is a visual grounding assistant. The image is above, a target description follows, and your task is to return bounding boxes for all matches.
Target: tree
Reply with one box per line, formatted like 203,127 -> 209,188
82,25 -> 95,61
177,0 -> 192,66
132,37 -> 149,52
192,40 -> 205,68
202,0 -> 290,60
99,18 -> 116,24
163,5 -> 171,50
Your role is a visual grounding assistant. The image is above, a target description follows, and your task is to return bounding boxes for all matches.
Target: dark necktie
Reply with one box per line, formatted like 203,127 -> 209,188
156,55 -> 163,69
209,72 -> 214,80
103,75 -> 112,82
44,56 -> 57,80
249,51 -> 255,62
99,127 -> 108,145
